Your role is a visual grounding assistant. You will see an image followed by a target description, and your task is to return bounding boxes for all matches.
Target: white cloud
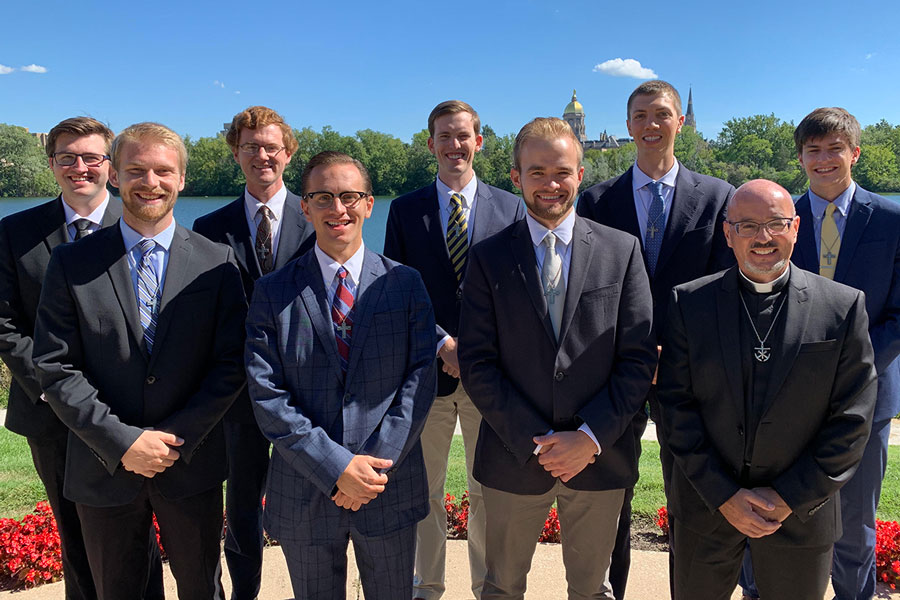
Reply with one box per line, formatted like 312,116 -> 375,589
234,91 -> 241,95
0,64 -> 13,74
213,80 -> 225,88
20,64 -> 47,73
865,52 -> 875,60
593,58 -> 657,79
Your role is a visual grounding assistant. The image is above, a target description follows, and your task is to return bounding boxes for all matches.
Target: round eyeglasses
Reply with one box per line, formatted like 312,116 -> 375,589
303,191 -> 369,209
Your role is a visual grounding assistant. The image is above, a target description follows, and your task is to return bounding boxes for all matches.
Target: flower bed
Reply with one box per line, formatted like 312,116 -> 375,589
877,518 -> 900,589
0,501 -> 62,589
445,492 -> 560,543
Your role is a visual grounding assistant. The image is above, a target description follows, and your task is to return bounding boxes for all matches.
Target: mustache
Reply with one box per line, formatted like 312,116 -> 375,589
750,242 -> 778,250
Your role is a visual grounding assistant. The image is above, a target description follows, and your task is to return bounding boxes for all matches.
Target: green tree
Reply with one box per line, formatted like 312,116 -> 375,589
183,135 -> 242,196
403,129 -> 437,193
356,129 -> 408,195
673,126 -> 713,174
0,124 -> 58,197
855,144 -> 900,192
475,125 -> 516,193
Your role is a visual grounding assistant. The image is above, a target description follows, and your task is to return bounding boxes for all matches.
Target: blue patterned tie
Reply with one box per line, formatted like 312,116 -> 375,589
136,239 -> 160,353
645,181 -> 665,276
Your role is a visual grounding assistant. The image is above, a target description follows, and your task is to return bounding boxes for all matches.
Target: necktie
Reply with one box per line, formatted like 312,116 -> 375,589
136,239 -> 160,353
256,206 -> 274,275
331,267 -> 354,375
72,219 -> 92,241
819,202 -> 840,280
541,233 -> 565,339
645,181 -> 665,276
447,193 -> 469,283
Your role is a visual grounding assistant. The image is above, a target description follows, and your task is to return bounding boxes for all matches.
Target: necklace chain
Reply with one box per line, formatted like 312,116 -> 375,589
739,290 -> 788,363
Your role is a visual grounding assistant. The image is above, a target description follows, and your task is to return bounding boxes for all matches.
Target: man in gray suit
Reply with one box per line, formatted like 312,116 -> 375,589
459,118 -> 656,599
245,151 -> 436,599
34,122 -> 247,600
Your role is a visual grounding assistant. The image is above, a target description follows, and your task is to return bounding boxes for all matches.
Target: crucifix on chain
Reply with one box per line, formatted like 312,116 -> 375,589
823,250 -> 836,266
144,295 -> 159,314
647,223 -> 659,239
336,321 -> 352,339
754,343 -> 771,362
544,285 -> 560,305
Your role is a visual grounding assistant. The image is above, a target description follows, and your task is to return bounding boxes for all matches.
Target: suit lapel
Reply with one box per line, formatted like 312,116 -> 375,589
148,226 -> 193,366
224,195 -> 262,279
793,193 -> 819,273
656,165 -> 700,272
298,255 -> 344,382
558,218 -> 592,344
100,197 -> 123,227
610,168 -> 642,240
422,183 -> 456,277
345,250 -> 385,383
834,190 -> 873,282
716,268 -> 745,415
104,228 -> 148,362
511,220 -> 556,346
275,191 -> 311,269
41,196 -> 69,253
470,178 -> 499,244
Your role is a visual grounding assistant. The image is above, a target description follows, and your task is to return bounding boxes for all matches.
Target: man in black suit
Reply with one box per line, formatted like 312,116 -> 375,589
576,79 -> 734,598
33,122 -> 247,600
459,117 -> 656,599
0,117 -> 163,600
193,105 -> 314,600
383,100 -> 524,600
657,179 -> 877,600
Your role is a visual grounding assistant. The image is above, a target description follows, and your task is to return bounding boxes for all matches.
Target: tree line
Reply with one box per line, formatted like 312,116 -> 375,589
2,116 -> 900,198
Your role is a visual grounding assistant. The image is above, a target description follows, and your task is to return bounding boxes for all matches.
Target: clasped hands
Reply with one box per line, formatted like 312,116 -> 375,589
533,431 -> 597,482
718,486 -> 792,538
121,430 -> 184,478
332,455 -> 394,512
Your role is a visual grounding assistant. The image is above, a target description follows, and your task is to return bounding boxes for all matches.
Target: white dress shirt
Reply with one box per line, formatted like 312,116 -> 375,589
314,242 -> 365,302
62,192 -> 110,241
243,184 -> 288,263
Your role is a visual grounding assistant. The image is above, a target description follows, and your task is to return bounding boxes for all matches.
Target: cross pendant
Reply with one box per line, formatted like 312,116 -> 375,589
754,343 -> 771,362
336,321 -> 352,339
647,223 -> 659,239
450,223 -> 463,239
145,296 -> 158,313
544,285 -> 560,305
258,245 -> 270,260
823,250 -> 836,266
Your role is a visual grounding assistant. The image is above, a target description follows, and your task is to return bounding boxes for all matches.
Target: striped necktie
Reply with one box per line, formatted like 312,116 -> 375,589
136,239 -> 160,353
331,267 -> 354,375
447,193 -> 469,283
819,202 -> 841,280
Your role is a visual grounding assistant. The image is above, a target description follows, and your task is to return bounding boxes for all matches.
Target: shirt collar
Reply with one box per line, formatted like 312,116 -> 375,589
119,218 -> 177,253
435,173 -> 478,209
62,192 -> 110,226
808,181 -> 855,220
632,161 -> 679,193
525,209 -> 576,248
738,263 -> 790,294
244,184 -> 287,222
314,242 -> 366,287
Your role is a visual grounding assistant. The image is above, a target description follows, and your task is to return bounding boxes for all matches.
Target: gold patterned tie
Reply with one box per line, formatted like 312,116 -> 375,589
447,193 -> 469,283
819,203 -> 840,280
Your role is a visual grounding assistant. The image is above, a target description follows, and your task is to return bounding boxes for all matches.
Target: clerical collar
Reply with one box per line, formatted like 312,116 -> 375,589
738,264 -> 790,294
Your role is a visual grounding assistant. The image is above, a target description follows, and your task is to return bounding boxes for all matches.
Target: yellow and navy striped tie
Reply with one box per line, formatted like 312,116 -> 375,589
447,193 -> 469,283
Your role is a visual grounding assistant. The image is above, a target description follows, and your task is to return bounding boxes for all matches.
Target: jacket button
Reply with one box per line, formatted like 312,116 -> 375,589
555,371 -> 565,381
343,393 -> 351,403
456,289 -> 462,300
738,426 -> 744,436
146,375 -> 156,385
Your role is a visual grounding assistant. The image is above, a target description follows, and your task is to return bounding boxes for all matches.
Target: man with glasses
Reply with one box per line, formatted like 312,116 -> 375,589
193,105 -> 314,599
0,117 -> 164,600
656,179 -> 877,600
245,151 -> 436,599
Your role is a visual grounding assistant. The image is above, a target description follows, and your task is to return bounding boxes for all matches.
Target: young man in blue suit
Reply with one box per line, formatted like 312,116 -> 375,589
383,100 -> 524,600
193,105 -> 314,600
245,151 -> 437,599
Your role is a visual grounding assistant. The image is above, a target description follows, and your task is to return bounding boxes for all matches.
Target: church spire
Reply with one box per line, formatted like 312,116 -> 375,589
684,86 -> 696,129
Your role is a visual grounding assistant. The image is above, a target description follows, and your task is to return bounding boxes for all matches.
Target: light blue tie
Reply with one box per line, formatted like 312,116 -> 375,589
645,181 -> 665,276
136,239 -> 160,353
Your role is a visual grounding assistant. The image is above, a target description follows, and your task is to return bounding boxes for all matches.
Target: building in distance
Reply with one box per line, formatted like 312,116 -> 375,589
562,90 -> 632,151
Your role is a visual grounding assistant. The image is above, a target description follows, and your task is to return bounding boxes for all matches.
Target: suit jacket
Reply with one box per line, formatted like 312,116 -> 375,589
245,248 -> 437,543
793,187 -> 900,422
192,189 -> 315,422
458,217 -> 657,495
0,196 -> 122,439
657,266 -> 877,546
383,179 -> 525,396
576,162 -> 735,332
32,223 -> 247,507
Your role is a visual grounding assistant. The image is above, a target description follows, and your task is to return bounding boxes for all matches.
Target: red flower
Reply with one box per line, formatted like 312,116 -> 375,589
876,519 -> 900,589
656,506 -> 670,536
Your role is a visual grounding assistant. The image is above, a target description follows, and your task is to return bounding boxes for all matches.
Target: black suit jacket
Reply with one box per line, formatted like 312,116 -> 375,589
384,179 -> 525,396
192,190 -> 315,422
33,224 -> 247,507
657,266 -> 877,546
576,163 -> 735,332
0,196 -> 122,439
458,216 -> 657,494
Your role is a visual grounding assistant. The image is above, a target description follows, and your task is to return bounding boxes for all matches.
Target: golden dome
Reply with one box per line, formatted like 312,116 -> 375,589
564,89 -> 584,115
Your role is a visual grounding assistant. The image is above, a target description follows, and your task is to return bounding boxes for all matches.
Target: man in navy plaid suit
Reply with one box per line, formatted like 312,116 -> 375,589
245,151 -> 437,599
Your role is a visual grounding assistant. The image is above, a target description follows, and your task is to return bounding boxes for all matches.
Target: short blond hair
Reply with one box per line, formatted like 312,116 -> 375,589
111,122 -> 188,173
225,106 -> 298,155
513,117 -> 583,171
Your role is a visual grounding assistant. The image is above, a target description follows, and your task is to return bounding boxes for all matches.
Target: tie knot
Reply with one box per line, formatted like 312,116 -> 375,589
450,193 -> 464,209
648,181 -> 664,198
336,267 -> 348,281
825,202 -> 837,218
73,219 -> 92,232
138,239 -> 155,256
258,205 -> 273,220
543,232 -> 557,251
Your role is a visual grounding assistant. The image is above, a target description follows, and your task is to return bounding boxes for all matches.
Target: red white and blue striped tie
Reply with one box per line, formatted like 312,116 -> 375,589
331,267 -> 354,375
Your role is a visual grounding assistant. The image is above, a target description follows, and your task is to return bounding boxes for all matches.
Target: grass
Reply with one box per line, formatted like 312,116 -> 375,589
0,428 -> 49,518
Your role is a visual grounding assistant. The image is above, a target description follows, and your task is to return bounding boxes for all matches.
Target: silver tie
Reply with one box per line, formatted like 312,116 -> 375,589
541,233 -> 565,339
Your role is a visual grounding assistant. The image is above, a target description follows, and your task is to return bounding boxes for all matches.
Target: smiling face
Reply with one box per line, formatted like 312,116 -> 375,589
110,140 -> 184,236
427,111 -> 483,187
511,135 -> 584,230
49,133 -> 110,212
301,162 -> 373,263
627,92 -> 684,167
798,134 -> 860,201
234,123 -> 293,199
724,180 -> 799,283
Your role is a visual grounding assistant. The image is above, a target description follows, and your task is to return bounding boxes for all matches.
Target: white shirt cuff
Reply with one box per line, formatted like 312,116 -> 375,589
436,334 -> 452,356
578,423 -> 602,455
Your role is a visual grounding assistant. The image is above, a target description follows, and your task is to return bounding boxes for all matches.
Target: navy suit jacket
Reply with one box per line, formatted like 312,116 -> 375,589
383,179 -> 525,396
245,248 -> 437,543
458,217 -> 657,494
0,196 -> 122,439
576,163 -> 735,333
193,190 -> 315,422
793,187 -> 900,422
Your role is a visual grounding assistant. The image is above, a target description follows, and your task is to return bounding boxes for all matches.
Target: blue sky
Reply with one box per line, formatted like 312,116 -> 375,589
2,0 -> 898,144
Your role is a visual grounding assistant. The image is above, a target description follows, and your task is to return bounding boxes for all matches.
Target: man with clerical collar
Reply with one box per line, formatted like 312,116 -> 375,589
384,100 -> 524,600
657,179 -> 877,600
787,108 -> 900,600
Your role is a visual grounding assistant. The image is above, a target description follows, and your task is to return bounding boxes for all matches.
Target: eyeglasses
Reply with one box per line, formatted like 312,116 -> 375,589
727,217 -> 796,238
52,152 -> 110,167
304,191 -> 369,209
238,143 -> 285,157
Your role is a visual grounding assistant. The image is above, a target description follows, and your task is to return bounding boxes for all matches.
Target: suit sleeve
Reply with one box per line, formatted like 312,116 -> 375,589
245,278 -> 355,497
657,287 -> 742,513
868,234 -> 900,375
34,248 -> 145,473
360,271 -> 437,466
0,219 -> 43,402
575,189 -> 598,221
708,184 -> 737,274
773,291 -> 877,520
574,237 -> 657,449
154,250 -> 248,462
